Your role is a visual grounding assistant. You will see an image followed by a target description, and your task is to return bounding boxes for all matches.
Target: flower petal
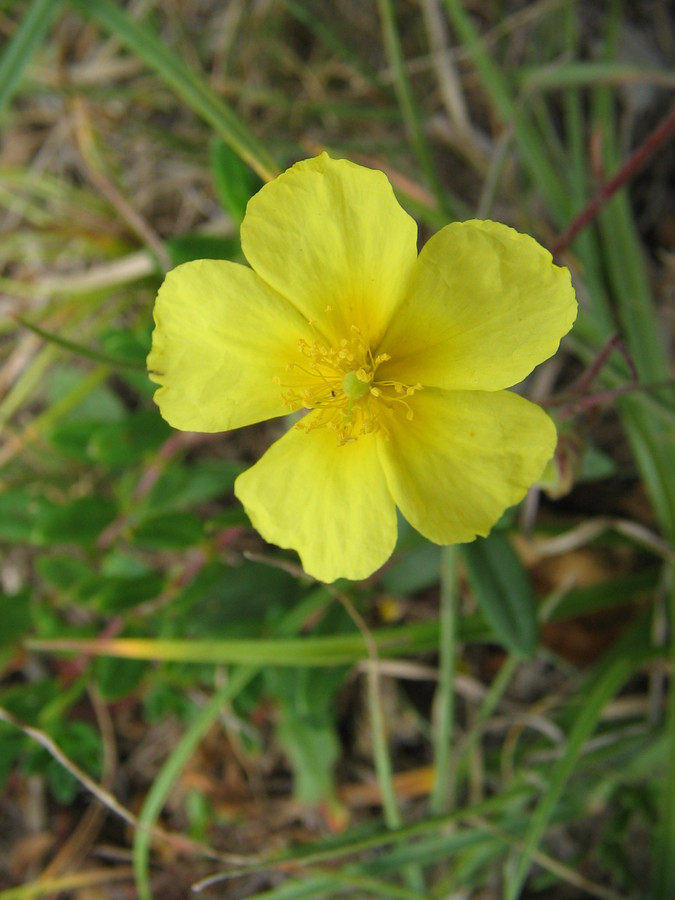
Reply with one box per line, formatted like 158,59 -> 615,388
241,154 -> 418,344
377,388 -> 556,545
235,418 -> 397,582
148,259 -> 313,432
378,219 -> 577,391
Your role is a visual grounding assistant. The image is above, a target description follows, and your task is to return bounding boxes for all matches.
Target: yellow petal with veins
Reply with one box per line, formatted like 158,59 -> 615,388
235,414 -> 397,583
378,219 -> 577,392
148,259 -> 314,432
377,387 -> 556,545
241,154 -> 418,346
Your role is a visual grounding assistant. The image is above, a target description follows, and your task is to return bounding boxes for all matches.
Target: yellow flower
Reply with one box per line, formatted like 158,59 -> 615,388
148,154 -> 577,583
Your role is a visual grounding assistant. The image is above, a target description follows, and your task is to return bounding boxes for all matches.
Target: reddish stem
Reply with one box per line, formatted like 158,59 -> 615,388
552,105 -> 675,258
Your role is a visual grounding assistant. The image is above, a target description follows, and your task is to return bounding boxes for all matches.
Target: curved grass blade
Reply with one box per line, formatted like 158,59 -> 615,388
15,316 -> 146,371
66,0 -> 279,183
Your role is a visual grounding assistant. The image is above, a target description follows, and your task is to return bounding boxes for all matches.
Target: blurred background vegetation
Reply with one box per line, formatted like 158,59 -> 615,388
1,1 -> 674,898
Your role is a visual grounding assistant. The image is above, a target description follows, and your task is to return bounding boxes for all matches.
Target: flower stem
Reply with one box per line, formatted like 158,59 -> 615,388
430,544 -> 460,816
366,656 -> 427,893
329,585 -> 404,832
366,660 -> 401,829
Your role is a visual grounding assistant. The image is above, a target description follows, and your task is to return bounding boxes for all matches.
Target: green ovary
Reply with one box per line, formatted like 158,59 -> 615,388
342,369 -> 371,404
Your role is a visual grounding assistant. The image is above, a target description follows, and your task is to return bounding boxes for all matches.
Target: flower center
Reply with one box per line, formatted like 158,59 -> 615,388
275,325 -> 422,444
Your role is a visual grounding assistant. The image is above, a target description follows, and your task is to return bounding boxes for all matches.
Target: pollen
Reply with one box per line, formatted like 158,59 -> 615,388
277,324 -> 422,444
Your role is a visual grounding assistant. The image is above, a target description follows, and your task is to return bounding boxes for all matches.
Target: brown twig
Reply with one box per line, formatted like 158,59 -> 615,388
0,705 -> 254,867
37,685 -> 117,880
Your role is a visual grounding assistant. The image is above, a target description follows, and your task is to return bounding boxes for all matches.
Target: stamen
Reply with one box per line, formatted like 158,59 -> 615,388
277,327 -> 422,443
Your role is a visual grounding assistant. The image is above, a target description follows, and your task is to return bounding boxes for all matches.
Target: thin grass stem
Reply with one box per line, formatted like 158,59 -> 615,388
377,0 -> 452,217
430,544 -> 459,816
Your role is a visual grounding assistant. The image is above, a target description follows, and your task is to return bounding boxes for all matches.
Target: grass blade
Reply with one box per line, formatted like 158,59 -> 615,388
377,0 -> 452,216
504,617 -> 656,899
133,667 -> 258,900
67,0 -> 279,183
15,315 -> 146,371
0,0 -> 61,118
442,0 -> 572,221
463,533 -> 538,658
26,623 -> 443,668
430,544 -> 459,815
652,568 -> 675,898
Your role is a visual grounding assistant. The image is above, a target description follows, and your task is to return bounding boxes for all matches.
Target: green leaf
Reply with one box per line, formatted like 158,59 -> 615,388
206,506 -> 251,530
0,679 -> 62,725
100,327 -> 156,397
0,490 -> 59,544
269,664 -> 346,808
578,443 -> 616,482
50,410 -> 171,466
101,552 -> 152,579
99,327 -> 151,366
209,138 -> 263,224
462,532 -> 538,658
49,720 -> 102,803
44,759 -> 79,805
37,554 -> 93,591
132,511 -> 204,549
0,590 -> 31,645
380,541 -> 441,594
44,365 -> 126,422
180,560 -> 296,636
88,573 -> 164,614
277,698 -> 341,808
0,727 -> 25,792
143,682 -> 193,723
95,655 -> 148,701
38,496 -> 118,547
144,459 -> 245,514
28,621 -> 444,667
166,232 -> 241,266
86,410 -> 172,466
49,419 -> 99,462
